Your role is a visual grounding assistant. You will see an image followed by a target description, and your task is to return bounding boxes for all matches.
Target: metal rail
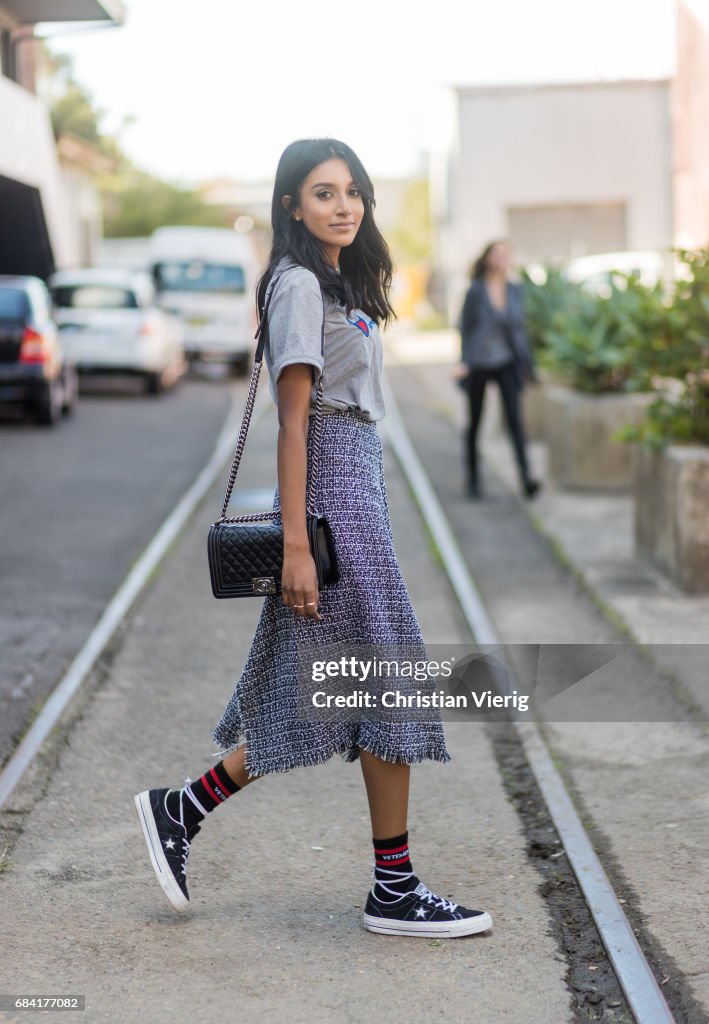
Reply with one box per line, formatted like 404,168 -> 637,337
0,357 -> 680,1022
380,373 -> 676,1024
0,385 -> 271,812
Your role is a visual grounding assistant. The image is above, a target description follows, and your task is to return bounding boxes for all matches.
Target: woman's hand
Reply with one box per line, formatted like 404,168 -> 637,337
281,543 -> 322,621
452,362 -> 472,391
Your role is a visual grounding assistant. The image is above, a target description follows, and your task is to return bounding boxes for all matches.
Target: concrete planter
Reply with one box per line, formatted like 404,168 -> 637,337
521,369 -> 554,440
543,384 -> 654,491
634,443 -> 709,593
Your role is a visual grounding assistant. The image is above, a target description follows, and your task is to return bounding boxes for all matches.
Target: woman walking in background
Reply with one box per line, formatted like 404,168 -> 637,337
134,138 -> 493,939
456,239 -> 541,500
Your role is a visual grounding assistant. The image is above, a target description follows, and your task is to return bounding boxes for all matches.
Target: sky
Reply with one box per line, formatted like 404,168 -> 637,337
37,0 -> 693,186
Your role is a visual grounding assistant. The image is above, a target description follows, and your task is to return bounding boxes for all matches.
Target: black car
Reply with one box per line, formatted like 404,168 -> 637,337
0,275 -> 78,425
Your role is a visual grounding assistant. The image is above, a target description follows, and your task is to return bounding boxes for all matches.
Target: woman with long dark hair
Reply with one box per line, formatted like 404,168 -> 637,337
456,239 -> 540,499
134,139 -> 492,939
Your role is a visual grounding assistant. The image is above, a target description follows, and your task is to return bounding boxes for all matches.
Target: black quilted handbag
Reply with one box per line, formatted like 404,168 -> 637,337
207,272 -> 340,599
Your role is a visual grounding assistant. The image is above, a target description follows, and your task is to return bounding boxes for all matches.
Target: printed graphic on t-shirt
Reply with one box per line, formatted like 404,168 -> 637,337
347,312 -> 376,338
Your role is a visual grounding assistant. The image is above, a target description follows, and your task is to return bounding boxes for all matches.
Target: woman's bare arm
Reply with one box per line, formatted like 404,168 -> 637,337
276,363 -> 322,621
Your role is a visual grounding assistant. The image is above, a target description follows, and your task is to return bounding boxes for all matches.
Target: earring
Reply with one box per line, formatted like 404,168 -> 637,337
294,214 -> 301,222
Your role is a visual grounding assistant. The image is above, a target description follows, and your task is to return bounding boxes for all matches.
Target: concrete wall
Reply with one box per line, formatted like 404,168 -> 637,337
440,79 -> 673,320
0,74 -> 78,271
59,163 -> 103,266
635,444 -> 709,593
672,0 -> 709,249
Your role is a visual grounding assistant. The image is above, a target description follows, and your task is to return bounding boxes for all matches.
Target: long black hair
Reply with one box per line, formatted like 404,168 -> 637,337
256,138 -> 396,326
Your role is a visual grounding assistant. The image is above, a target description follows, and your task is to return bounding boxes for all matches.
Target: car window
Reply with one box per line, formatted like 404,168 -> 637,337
152,261 -> 246,294
0,288 -> 30,322
31,284 -> 51,321
52,285 -> 139,310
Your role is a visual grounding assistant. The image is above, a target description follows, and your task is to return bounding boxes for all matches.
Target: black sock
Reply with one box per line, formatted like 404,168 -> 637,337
372,831 -> 420,902
166,761 -> 241,833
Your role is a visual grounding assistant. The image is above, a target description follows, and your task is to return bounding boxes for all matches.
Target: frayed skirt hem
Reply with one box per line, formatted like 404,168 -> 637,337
211,731 -> 452,779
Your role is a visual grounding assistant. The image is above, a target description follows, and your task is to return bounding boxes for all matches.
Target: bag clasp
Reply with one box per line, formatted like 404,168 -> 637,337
251,577 -> 276,595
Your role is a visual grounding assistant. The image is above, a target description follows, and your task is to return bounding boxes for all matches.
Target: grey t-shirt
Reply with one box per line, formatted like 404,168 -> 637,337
262,257 -> 386,422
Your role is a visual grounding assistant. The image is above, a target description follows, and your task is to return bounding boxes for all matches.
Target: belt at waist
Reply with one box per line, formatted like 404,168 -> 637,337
308,404 -> 373,422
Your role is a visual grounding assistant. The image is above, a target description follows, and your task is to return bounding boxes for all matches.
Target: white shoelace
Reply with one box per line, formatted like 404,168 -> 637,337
370,857 -> 459,911
164,779 -> 198,880
182,777 -> 208,817
180,836 -> 191,878
415,883 -> 458,914
370,856 -> 414,897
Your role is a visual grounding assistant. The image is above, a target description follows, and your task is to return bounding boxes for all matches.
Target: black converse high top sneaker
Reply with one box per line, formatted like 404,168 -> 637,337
134,786 -> 200,913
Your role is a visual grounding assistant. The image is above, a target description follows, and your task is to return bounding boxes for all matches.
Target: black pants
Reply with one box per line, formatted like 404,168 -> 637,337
464,360 -> 531,485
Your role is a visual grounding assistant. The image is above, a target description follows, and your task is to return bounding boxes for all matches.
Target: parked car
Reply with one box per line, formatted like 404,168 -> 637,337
148,226 -> 259,376
48,268 -> 186,394
0,275 -> 78,425
562,251 -> 668,297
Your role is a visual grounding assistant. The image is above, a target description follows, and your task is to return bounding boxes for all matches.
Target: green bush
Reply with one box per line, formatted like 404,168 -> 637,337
520,268 -> 575,356
614,249 -> 709,447
540,283 -> 637,394
521,250 -> 708,444
523,270 -> 672,395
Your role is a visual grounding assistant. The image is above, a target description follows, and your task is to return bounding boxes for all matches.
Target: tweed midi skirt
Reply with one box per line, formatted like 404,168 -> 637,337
212,408 -> 451,778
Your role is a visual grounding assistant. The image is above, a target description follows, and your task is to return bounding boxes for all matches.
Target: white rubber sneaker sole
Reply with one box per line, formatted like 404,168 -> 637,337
363,910 -> 493,938
134,791 -> 189,914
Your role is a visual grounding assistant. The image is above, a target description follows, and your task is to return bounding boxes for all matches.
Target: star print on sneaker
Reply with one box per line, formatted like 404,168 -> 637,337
134,787 -> 200,913
363,880 -> 493,938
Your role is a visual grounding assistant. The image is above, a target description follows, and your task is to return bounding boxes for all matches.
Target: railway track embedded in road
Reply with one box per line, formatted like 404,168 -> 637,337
380,373 -> 677,1024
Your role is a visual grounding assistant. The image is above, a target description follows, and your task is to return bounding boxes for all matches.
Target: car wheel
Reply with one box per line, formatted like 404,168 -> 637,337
144,371 -> 163,395
34,380 -> 62,426
61,366 -> 79,416
163,358 -> 185,391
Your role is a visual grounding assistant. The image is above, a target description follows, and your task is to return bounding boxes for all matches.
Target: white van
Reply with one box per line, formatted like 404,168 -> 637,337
148,227 -> 259,375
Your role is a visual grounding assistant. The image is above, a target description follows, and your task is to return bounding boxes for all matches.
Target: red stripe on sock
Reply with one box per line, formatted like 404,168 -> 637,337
374,842 -> 409,855
201,773 -> 223,804
210,768 -> 231,798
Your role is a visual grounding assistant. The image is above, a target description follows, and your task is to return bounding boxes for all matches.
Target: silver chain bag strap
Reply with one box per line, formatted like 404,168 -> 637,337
207,270 -> 340,598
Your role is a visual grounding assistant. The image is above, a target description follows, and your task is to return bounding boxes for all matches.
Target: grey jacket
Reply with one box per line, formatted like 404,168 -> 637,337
459,278 -> 536,383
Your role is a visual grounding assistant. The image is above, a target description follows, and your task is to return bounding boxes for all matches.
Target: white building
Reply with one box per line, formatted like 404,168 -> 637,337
0,0 -> 124,277
434,0 -> 709,320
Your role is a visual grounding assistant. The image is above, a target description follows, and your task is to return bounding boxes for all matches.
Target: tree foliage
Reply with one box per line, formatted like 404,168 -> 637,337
385,178 -> 432,265
43,46 -> 226,237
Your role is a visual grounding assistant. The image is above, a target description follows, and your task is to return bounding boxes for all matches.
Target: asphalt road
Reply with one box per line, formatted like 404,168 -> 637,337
0,372 -> 236,767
